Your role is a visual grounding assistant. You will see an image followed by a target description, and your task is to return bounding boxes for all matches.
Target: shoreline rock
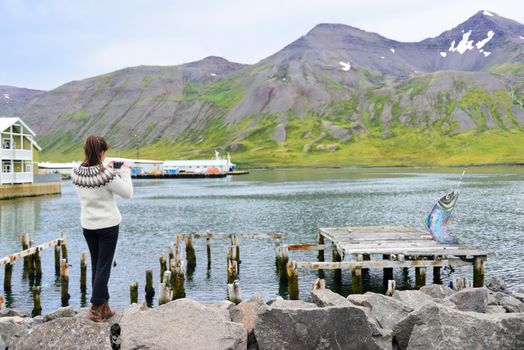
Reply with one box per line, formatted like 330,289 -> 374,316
1,279 -> 523,350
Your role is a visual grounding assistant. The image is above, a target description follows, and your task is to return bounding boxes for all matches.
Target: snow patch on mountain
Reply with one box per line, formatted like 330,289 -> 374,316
483,51 -> 491,57
483,10 -> 494,17
339,61 -> 351,71
3,94 -> 9,100
449,31 -> 474,54
210,73 -> 217,76
440,52 -> 447,57
390,48 -> 395,53
520,36 -> 524,39
476,31 -> 494,49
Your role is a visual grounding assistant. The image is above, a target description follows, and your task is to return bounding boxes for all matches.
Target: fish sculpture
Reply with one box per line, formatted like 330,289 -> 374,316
425,171 -> 466,244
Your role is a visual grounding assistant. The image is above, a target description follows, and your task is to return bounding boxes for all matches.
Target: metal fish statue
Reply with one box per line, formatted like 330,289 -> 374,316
425,170 -> 466,244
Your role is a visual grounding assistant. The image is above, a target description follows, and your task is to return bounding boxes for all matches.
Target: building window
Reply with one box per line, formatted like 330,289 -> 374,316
2,162 -> 11,173
2,140 -> 11,149
26,164 -> 32,173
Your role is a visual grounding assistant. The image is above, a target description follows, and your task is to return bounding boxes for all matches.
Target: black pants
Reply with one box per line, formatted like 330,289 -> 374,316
83,225 -> 119,305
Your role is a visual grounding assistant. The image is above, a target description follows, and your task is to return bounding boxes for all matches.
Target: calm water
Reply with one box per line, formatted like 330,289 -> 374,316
0,168 -> 523,314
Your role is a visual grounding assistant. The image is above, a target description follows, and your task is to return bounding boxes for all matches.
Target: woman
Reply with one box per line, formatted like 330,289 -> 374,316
72,135 -> 133,322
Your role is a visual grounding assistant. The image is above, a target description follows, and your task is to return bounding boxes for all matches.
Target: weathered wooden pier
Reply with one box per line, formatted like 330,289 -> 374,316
286,226 -> 487,297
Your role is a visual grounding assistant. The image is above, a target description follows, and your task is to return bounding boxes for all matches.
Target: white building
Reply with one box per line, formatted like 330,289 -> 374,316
38,162 -> 80,176
0,118 -> 41,185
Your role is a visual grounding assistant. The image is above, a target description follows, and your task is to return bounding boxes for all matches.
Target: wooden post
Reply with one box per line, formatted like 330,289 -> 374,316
3,263 -> 13,292
171,260 -> 185,300
415,267 -> 426,289
80,251 -> 87,293
383,254 -> 393,285
61,233 -> 68,262
275,243 -> 289,280
185,235 -> 196,268
159,256 -> 167,283
231,235 -> 240,261
21,233 -> 29,270
227,280 -> 241,304
332,246 -> 342,282
473,256 -> 485,287
227,258 -> 238,284
27,240 -> 34,272
312,278 -> 325,290
54,245 -> 61,276
287,261 -> 299,300
206,234 -> 211,268
145,269 -> 155,299
32,286 -> 42,317
158,271 -> 172,305
34,250 -> 42,279
317,232 -> 325,262
60,259 -> 70,306
386,280 -> 396,297
351,254 -> 364,294
130,282 -> 138,304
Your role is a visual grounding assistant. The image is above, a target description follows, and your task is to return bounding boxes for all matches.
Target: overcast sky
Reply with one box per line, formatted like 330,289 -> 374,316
1,0 -> 523,90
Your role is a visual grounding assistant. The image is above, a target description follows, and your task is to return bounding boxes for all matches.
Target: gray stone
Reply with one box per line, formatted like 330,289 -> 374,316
485,305 -> 507,314
393,303 -> 524,350
448,287 -> 488,313
207,300 -> 235,320
347,294 -> 369,306
0,308 -> 29,318
10,317 -> 111,350
419,284 -> 455,299
513,292 -> 524,303
255,304 -> 390,350
485,276 -> 510,294
517,287 -> 524,294
392,290 -> 435,309
269,299 -> 317,309
312,289 -> 351,307
488,292 -> 524,313
0,318 -> 30,350
230,294 -> 264,346
118,298 -> 247,350
43,306 -> 76,322
347,292 -> 413,330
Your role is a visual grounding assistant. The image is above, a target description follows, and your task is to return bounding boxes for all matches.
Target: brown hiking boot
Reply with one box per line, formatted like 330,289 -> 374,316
87,304 -> 104,323
102,301 -> 116,319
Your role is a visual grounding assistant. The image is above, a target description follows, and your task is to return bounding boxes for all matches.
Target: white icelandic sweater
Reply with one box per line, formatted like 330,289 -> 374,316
71,165 -> 133,230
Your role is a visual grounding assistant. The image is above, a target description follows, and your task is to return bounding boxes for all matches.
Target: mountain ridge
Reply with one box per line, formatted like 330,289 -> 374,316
5,10 -> 524,166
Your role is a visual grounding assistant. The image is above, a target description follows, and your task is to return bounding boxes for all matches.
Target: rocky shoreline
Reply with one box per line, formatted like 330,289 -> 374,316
1,277 -> 523,350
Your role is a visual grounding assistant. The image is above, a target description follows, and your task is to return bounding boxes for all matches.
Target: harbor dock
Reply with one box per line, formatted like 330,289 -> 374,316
285,225 -> 488,295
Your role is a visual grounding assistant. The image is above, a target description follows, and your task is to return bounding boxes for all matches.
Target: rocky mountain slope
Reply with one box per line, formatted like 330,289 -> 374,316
8,10 -> 524,166
0,86 -> 44,118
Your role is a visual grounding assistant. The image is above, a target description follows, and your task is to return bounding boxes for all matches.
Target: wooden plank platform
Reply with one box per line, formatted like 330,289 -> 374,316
319,226 -> 487,258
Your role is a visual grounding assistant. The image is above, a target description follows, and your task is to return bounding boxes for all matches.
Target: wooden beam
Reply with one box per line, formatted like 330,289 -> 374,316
296,258 -> 472,270
0,239 -> 62,266
287,244 -> 333,251
179,233 -> 287,240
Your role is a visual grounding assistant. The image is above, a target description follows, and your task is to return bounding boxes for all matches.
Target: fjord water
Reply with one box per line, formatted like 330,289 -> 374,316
0,168 -> 523,314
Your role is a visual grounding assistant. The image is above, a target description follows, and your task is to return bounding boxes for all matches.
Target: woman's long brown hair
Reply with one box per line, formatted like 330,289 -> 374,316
81,135 -> 109,168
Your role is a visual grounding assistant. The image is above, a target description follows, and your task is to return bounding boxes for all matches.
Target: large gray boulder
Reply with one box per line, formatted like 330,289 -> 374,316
488,292 -> 524,313
447,287 -> 488,313
117,298 -> 247,350
269,299 -> 317,309
230,294 -> 264,347
255,303 -> 390,350
312,288 -> 351,307
10,317 -> 111,350
419,284 -> 455,299
0,317 -> 31,350
43,306 -> 76,322
393,302 -> 524,350
485,276 -> 510,293
0,309 -> 29,318
347,292 -> 413,330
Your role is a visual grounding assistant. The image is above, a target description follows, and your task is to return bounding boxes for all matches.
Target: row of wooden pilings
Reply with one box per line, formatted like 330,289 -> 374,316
1,233 -> 72,316
128,233 -> 245,306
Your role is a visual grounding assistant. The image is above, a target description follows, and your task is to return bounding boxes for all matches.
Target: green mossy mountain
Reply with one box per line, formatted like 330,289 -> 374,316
10,11 -> 524,166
